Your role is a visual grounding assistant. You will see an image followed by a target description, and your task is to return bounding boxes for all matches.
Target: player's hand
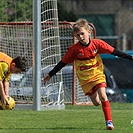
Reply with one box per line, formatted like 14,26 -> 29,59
43,74 -> 51,84
1,95 -> 8,106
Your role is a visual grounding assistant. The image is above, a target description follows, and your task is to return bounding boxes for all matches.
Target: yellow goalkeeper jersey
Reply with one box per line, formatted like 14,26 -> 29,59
0,52 -> 12,82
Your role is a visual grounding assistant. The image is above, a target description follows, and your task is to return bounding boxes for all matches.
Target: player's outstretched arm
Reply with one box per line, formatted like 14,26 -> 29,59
43,60 -> 67,84
111,49 -> 133,60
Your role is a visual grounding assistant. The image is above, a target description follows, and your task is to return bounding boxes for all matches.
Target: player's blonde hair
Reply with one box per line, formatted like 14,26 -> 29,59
72,18 -> 89,34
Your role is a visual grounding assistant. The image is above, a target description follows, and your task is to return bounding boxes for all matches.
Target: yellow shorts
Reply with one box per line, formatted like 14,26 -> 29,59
81,82 -> 107,96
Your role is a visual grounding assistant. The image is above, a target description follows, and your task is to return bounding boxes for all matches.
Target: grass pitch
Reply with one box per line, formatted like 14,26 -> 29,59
0,102 -> 133,133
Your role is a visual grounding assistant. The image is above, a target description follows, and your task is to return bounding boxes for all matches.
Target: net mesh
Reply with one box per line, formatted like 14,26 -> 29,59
0,21 -> 95,106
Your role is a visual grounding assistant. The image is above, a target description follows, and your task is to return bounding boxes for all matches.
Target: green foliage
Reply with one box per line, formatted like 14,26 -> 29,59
0,0 -> 77,22
0,0 -> 32,22
0,103 -> 132,133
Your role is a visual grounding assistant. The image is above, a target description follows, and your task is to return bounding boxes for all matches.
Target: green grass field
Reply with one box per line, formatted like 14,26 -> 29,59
0,102 -> 133,133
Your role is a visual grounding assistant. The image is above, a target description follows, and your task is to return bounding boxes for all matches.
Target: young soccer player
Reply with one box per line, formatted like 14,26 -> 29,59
0,52 -> 27,106
43,18 -> 133,130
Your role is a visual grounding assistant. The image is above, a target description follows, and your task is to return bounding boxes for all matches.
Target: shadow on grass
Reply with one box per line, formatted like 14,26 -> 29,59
0,127 -> 103,130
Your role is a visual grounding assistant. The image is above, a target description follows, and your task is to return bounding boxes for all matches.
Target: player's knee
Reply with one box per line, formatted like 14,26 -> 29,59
99,95 -> 108,102
93,101 -> 101,106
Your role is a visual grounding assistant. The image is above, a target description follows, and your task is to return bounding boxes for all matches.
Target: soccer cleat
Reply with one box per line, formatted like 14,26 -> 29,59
106,120 -> 114,130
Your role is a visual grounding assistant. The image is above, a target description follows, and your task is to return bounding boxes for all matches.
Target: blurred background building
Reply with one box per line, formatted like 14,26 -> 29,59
0,0 -> 133,50
58,0 -> 133,50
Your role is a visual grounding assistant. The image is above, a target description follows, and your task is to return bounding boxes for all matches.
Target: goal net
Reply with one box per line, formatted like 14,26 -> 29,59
0,0 -> 96,110
0,21 -> 95,108
0,0 -> 65,110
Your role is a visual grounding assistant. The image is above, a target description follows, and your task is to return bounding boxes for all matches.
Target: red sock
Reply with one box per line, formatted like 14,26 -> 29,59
102,100 -> 112,121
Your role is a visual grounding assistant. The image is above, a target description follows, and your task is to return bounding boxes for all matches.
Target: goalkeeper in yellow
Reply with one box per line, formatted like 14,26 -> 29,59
0,52 -> 27,108
43,18 -> 133,130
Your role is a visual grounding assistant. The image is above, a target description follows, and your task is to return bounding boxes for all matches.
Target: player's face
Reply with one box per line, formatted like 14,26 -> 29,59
74,27 -> 91,45
10,63 -> 22,73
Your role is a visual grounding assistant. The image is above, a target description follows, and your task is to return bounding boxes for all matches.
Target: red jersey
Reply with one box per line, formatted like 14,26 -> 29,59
62,39 -> 114,94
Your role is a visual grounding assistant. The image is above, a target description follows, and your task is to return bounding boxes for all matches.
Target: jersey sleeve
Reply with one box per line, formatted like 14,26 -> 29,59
0,63 -> 4,81
62,46 -> 76,64
0,62 -> 9,81
97,39 -> 114,54
112,49 -> 133,60
48,61 -> 67,77
5,73 -> 11,82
